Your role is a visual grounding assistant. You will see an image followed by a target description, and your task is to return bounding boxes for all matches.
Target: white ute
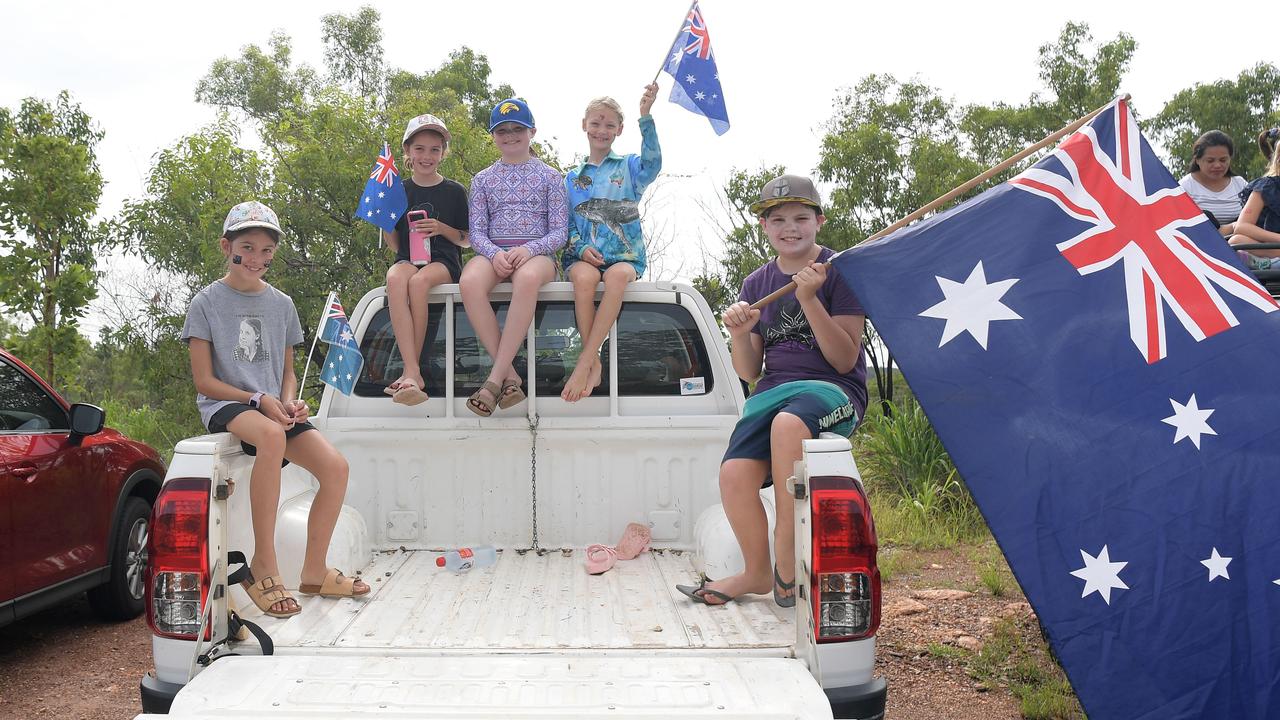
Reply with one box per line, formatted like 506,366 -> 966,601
136,281 -> 887,719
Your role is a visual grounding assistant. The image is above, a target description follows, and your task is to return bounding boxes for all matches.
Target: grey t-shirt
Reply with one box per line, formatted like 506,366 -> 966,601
181,280 -> 304,429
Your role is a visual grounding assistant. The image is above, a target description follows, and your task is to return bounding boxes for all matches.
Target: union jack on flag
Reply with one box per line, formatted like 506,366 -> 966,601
834,99 -> 1280,718
315,291 -> 363,396
320,293 -> 353,345
662,0 -> 729,135
681,5 -> 712,60
353,142 -> 408,234
1010,101 -> 1277,363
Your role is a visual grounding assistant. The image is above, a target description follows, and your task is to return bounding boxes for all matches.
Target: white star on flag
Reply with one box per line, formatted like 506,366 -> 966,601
685,74 -> 696,83
377,191 -> 385,198
694,91 -> 706,101
346,373 -> 353,380
339,329 -> 354,343
1201,548 -> 1231,582
390,213 -> 397,219
329,362 -> 335,369
1162,394 -> 1217,449
367,210 -> 373,218
918,261 -> 1022,349
1070,545 -> 1128,605
364,196 -> 370,203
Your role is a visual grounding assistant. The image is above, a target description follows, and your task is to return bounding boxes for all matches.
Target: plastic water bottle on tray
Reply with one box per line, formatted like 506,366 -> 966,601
436,545 -> 497,572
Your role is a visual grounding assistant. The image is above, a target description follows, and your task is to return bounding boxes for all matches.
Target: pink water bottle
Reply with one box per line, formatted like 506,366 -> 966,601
407,209 -> 431,266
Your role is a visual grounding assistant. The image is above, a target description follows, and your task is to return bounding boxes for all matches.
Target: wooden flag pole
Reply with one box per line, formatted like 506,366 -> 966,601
653,0 -> 697,84
748,94 -> 1131,311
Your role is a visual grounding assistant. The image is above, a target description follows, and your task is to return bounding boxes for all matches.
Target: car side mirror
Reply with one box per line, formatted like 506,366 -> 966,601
68,403 -> 105,445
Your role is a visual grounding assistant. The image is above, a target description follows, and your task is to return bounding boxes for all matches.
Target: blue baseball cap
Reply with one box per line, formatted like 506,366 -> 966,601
489,98 -> 535,132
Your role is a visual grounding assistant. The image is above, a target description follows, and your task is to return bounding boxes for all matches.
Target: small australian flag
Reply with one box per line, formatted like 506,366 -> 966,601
662,1 -> 729,135
319,292 -> 363,396
354,142 -> 407,234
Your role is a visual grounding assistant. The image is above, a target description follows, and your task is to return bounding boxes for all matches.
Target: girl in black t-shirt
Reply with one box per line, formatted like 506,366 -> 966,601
383,114 -> 470,405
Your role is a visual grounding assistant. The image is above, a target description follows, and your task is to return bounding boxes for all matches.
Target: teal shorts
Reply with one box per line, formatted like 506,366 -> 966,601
722,380 -> 858,486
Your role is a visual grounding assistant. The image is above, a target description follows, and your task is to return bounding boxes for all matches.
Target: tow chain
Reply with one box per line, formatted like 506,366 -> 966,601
528,412 -> 540,550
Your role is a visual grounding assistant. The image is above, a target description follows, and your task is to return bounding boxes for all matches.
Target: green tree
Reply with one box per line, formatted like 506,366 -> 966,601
115,7 -> 522,401
1146,63 -> 1280,180
699,23 -> 1140,416
0,91 -> 104,384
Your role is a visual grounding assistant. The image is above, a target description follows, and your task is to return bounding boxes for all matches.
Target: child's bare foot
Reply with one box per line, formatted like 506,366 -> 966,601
561,355 -> 601,402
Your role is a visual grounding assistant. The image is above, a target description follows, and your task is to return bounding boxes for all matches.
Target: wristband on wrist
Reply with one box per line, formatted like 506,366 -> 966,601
248,391 -> 264,409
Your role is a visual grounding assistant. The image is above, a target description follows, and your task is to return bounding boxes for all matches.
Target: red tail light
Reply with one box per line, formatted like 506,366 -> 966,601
145,478 -> 210,640
810,476 -> 881,642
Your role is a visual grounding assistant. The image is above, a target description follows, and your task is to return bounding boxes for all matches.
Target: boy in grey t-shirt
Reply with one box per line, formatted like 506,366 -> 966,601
182,200 -> 369,619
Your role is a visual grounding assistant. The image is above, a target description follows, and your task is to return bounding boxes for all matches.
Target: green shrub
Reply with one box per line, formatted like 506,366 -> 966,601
855,398 -> 986,546
980,562 -> 1008,597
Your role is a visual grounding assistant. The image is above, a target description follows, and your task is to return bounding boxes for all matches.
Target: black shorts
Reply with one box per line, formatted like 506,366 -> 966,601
208,403 -> 316,467
392,256 -> 463,284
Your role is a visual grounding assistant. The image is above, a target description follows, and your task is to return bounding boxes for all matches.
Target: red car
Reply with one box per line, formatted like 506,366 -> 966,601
0,347 -> 165,626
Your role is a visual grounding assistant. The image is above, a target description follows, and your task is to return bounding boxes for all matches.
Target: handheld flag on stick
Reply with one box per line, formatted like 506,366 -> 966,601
659,1 -> 729,135
304,292 -> 364,396
833,98 -> 1280,718
354,143 -> 407,234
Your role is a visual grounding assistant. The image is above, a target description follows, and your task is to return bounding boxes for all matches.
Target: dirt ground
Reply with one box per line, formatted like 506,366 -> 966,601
0,597 -> 151,719
0,549 -> 1048,719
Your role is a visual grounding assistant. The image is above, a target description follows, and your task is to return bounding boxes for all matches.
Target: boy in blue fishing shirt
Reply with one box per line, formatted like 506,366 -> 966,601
561,83 -> 662,401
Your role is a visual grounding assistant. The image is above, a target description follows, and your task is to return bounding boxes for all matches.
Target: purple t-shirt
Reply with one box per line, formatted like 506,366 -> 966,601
739,246 -> 868,417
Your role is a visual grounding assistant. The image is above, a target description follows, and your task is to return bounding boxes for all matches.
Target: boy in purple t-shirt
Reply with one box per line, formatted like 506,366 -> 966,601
677,175 -> 867,607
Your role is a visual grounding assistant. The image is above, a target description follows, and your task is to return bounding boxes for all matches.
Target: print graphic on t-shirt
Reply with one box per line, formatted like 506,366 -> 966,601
762,298 -> 815,349
233,316 -> 270,363
574,198 -> 640,253
410,201 -> 436,219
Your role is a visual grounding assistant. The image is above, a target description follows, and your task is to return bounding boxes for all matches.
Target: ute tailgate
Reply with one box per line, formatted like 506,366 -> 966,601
136,654 -> 834,718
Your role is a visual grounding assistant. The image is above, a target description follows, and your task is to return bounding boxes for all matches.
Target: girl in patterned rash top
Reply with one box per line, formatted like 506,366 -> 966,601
459,98 -> 568,416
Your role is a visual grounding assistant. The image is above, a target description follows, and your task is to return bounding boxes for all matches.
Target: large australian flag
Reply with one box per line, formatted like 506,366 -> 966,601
662,1 -> 729,135
834,99 -> 1280,719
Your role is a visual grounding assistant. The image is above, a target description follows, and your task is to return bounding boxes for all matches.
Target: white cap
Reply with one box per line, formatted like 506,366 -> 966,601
402,114 -> 451,145
222,201 -> 282,235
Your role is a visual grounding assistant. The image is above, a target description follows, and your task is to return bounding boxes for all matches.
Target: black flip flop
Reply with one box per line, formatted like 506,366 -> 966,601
774,565 -> 796,608
676,578 -> 735,606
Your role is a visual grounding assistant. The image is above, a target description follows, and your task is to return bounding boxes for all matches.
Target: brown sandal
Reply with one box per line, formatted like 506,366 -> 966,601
497,378 -> 526,409
241,574 -> 301,618
467,380 -> 501,417
298,568 -> 370,598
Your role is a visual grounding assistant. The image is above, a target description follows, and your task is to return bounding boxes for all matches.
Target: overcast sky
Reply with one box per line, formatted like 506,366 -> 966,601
3,0 -> 1267,334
